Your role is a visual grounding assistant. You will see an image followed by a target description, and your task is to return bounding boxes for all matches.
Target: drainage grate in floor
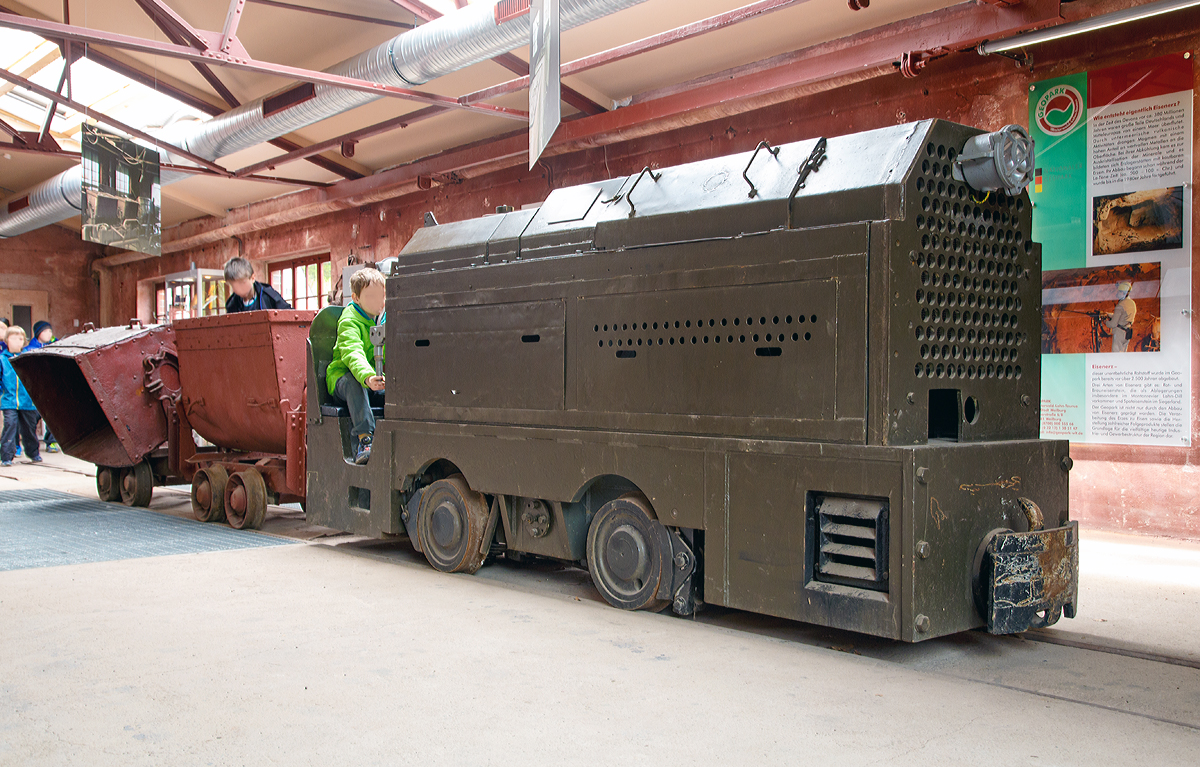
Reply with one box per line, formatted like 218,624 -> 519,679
0,488 -> 293,572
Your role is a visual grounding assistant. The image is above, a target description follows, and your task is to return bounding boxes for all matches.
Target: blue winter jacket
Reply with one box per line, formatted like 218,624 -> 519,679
0,348 -> 36,411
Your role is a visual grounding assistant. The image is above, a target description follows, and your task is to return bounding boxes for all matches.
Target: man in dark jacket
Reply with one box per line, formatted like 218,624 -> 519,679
223,257 -> 291,313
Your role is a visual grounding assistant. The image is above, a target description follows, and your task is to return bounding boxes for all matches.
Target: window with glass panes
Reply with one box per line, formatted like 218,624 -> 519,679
269,255 -> 332,311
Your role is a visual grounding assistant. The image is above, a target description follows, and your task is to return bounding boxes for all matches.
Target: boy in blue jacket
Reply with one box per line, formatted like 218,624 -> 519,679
1,326 -> 42,466
26,321 -> 59,452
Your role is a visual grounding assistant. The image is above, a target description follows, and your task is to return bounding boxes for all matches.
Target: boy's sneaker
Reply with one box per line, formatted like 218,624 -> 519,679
31,455 -> 43,463
47,443 -> 60,453
354,434 -> 372,465
1,461 -> 11,467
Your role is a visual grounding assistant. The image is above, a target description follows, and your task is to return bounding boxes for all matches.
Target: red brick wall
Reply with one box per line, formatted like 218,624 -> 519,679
87,12 -> 1200,539
0,224 -> 100,336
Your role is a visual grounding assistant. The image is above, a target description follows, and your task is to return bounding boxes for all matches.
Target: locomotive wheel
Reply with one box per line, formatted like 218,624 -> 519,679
96,466 -> 122,503
224,469 -> 268,530
417,475 -> 490,574
190,466 -> 229,523
118,461 -> 154,507
586,494 -> 670,612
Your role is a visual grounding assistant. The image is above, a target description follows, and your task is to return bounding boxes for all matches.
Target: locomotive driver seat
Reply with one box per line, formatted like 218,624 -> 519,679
310,305 -> 349,418
308,304 -> 387,419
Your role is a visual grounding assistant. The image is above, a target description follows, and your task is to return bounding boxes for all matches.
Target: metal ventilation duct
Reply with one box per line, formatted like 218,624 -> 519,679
0,171 -> 83,237
0,0 -> 647,239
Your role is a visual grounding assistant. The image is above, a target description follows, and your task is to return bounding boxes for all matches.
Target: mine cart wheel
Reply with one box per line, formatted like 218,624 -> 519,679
96,467 -> 122,503
586,494 -> 670,612
119,461 -> 154,507
224,469 -> 269,530
191,466 -> 229,523
417,475 -> 490,574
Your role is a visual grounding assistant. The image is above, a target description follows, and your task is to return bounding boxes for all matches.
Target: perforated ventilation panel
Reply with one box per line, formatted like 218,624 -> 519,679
886,123 -> 1042,445
911,140 -> 1032,384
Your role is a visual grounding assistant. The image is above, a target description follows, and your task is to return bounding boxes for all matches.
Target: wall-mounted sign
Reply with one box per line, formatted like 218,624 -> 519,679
1032,53 -> 1193,446
528,0 -> 561,168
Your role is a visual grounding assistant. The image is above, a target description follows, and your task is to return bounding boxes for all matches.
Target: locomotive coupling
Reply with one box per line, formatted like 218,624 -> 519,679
972,497 -> 1079,635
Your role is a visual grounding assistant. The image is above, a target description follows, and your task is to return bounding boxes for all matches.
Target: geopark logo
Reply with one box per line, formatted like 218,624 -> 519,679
1035,84 -> 1084,136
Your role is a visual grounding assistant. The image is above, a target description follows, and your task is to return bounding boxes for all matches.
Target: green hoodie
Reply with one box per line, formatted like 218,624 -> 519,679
326,301 -> 386,395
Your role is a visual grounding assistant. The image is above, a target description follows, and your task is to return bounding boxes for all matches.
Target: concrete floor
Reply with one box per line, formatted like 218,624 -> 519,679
1,454 -> 1198,765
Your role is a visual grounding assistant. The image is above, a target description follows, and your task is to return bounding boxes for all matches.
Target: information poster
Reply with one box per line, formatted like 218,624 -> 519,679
1031,53 -> 1193,445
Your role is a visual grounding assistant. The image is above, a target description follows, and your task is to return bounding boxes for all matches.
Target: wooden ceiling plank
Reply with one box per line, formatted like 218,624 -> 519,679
244,0 -> 414,29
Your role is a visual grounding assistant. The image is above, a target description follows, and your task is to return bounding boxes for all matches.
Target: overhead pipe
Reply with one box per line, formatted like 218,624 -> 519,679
979,0 -> 1200,54
0,0 -> 648,239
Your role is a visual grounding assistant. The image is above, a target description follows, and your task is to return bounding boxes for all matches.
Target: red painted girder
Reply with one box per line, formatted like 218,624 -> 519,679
219,0 -> 247,54
0,13 -> 529,120
0,138 -> 329,187
233,106 -> 446,176
0,64 -> 231,173
131,0 -> 209,49
386,0 -> 444,21
158,0 -> 1064,252
398,0 -> 606,115
64,42 -> 363,180
624,0 -> 1059,109
0,115 -> 26,141
462,0 -> 816,105
131,0 -> 244,109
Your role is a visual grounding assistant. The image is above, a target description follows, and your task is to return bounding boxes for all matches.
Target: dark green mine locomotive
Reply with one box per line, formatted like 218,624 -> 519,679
305,119 -> 1079,642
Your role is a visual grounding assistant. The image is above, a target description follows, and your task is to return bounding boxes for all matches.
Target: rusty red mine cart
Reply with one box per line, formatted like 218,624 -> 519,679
10,320 -> 185,506
174,310 -> 312,529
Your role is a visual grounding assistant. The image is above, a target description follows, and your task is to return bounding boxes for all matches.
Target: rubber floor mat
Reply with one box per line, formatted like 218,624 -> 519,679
0,488 -> 293,572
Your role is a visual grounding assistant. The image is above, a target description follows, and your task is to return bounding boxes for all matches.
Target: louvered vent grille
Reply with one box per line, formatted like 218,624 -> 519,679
811,495 -> 889,592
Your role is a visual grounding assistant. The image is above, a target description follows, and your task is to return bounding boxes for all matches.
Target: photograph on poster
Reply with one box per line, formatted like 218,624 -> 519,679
1092,186 -> 1184,256
1042,262 -> 1160,354
81,125 -> 161,256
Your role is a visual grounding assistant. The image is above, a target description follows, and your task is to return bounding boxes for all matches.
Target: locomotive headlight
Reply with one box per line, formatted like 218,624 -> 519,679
953,124 -> 1035,197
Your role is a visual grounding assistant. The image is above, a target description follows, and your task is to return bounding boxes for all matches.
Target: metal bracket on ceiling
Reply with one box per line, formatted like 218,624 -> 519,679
981,45 -> 1034,70
896,48 -> 950,79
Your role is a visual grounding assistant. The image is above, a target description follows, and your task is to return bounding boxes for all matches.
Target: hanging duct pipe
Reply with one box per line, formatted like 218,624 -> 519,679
0,0 -> 648,239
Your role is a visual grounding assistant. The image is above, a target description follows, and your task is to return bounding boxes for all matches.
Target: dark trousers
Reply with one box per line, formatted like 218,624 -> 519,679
333,373 -> 384,439
2,409 -> 40,462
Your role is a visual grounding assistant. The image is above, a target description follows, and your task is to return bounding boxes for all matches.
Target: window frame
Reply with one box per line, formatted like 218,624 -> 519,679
268,254 -> 332,311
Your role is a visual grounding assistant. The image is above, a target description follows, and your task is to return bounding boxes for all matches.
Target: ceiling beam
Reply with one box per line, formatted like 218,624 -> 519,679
0,46 -> 59,100
233,106 -> 446,176
244,0 -> 414,29
156,0 -> 1066,254
130,0 -> 263,108
219,0 -> 247,54
391,0 -> 607,115
386,0 -> 444,20
462,0 -> 816,106
0,64 -> 230,174
131,0 -> 209,50
0,114 -> 27,142
0,138 -> 328,187
71,46 -> 364,180
0,13 -> 528,120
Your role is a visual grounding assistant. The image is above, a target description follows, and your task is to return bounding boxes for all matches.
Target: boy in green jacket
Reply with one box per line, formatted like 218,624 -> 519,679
327,267 -> 386,464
